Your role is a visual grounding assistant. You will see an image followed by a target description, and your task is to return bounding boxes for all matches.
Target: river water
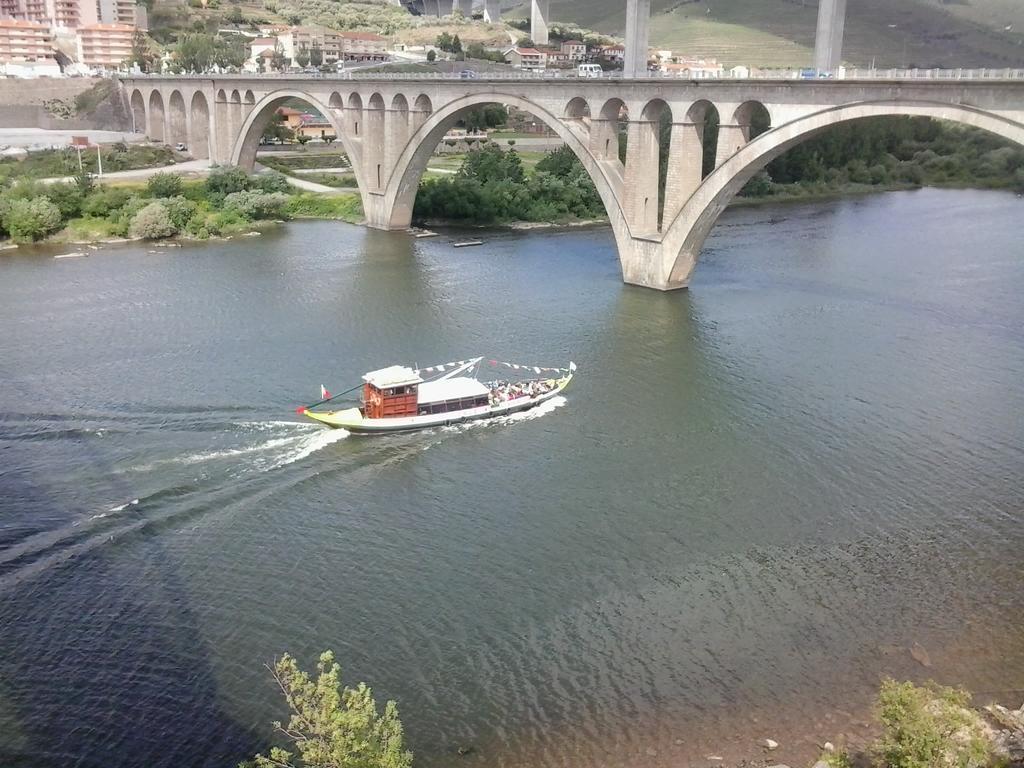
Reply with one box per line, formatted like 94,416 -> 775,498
1,188 -> 1022,768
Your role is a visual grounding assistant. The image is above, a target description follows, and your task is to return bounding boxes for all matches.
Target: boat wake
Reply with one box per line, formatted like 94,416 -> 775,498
439,395 -> 568,434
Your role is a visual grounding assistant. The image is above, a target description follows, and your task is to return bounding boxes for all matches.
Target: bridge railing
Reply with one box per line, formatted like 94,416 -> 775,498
123,67 -> 1024,82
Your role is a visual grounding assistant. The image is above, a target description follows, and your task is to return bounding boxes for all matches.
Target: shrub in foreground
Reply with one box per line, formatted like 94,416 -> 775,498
248,650 -> 412,768
129,201 -> 176,240
223,190 -> 290,220
147,171 -> 184,198
874,678 -> 991,768
4,197 -> 62,242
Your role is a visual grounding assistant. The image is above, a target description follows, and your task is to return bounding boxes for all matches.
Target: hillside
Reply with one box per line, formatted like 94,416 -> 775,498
510,0 -> 1024,68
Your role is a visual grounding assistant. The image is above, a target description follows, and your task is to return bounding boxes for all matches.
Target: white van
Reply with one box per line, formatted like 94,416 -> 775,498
577,63 -> 603,78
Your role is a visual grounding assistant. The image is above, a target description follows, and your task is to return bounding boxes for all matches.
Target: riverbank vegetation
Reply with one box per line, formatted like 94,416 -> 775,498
0,166 -> 362,246
741,116 -> 1024,202
244,650 -> 412,768
414,144 -> 605,225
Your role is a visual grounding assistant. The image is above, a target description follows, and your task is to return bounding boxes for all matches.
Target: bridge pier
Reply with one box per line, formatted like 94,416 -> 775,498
531,0 -> 550,45
456,0 -> 472,16
814,0 -> 847,71
483,0 -> 500,22
624,0 -> 651,79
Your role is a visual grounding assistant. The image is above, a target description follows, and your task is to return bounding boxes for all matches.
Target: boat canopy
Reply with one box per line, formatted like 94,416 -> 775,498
418,377 -> 489,404
363,365 -> 423,389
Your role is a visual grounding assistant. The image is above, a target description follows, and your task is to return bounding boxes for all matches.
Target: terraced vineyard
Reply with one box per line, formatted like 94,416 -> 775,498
518,0 -> 1024,67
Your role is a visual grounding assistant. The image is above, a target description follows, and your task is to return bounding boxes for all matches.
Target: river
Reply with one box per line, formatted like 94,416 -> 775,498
1,188 -> 1022,768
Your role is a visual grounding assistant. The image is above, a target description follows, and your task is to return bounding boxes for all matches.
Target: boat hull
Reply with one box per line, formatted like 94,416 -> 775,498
304,374 -> 571,434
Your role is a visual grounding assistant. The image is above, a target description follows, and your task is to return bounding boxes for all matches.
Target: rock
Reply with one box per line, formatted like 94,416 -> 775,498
674,738 -> 684,745
764,738 -> 779,750
705,756 -> 723,762
813,762 -> 831,768
645,746 -> 658,757
822,741 -> 835,752
456,745 -> 474,756
910,642 -> 933,667
767,764 -> 793,768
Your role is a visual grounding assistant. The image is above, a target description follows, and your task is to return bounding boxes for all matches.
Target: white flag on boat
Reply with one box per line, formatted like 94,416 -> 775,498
321,385 -> 331,399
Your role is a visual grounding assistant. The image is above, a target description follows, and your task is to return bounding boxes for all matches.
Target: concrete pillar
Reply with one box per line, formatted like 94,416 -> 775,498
714,104 -> 748,168
456,0 -> 472,16
230,101 -> 242,159
814,0 -> 846,71
483,0 -> 500,22
385,107 -> 409,180
365,106 -> 386,192
662,120 -> 703,227
215,100 -> 231,163
624,0 -> 650,79
435,0 -> 453,16
622,117 -> 660,235
589,117 -> 620,163
531,0 -> 550,46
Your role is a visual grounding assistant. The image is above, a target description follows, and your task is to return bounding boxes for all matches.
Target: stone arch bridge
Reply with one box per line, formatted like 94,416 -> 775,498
121,75 -> 1024,291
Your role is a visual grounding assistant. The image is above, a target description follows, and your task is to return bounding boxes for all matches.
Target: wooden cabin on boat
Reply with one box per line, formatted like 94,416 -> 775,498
362,366 -> 490,419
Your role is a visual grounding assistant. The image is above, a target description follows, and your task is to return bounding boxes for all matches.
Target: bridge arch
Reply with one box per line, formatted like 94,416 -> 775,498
661,99 -> 1024,288
130,89 -> 145,134
189,91 -> 211,160
229,89 -> 363,190
373,92 -> 629,268
147,90 -> 165,142
168,90 -> 186,146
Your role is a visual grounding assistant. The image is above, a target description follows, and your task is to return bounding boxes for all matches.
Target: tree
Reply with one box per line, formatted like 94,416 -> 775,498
226,5 -> 243,24
249,651 -> 413,768
309,43 -> 322,67
130,29 -> 152,72
261,111 -> 294,144
451,34 -> 462,54
287,12 -> 301,25
426,49 -> 436,63
147,171 -> 184,198
874,679 -> 991,768
3,197 -> 62,242
129,201 -> 176,239
271,42 -> 287,72
206,165 -> 251,196
295,46 -> 310,68
435,32 -> 452,52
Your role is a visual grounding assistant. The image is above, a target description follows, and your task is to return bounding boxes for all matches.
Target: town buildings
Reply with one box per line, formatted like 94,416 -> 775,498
275,26 -> 387,67
503,46 -> 545,70
0,17 -> 58,75
76,21 -> 132,68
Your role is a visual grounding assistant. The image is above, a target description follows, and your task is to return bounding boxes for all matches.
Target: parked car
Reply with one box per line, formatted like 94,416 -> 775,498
174,142 -> 187,152
459,69 -> 478,79
577,63 -> 603,78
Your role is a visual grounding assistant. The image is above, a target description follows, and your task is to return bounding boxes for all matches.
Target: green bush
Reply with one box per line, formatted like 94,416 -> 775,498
147,171 -> 184,198
44,183 -> 84,219
82,187 -> 132,218
284,193 -> 362,222
162,195 -> 199,231
874,679 -> 991,768
3,197 -> 62,242
129,201 -> 177,239
251,169 -> 291,193
223,190 -> 290,220
205,165 -> 251,197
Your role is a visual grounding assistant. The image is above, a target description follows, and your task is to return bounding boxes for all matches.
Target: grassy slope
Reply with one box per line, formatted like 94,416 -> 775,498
516,0 -> 1024,68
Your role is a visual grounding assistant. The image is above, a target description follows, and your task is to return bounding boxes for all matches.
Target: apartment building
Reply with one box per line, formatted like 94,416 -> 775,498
76,21 -> 132,68
278,26 -> 387,66
97,0 -> 143,29
0,17 -> 59,74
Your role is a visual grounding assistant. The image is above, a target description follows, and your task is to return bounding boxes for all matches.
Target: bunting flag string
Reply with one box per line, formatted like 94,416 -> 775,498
486,360 -> 574,375
413,358 -> 573,377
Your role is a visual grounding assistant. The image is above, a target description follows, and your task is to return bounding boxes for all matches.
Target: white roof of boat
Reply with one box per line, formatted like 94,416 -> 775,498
363,365 -> 423,388
418,377 -> 489,403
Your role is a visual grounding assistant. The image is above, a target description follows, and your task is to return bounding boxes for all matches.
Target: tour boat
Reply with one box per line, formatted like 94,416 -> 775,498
298,357 -> 575,434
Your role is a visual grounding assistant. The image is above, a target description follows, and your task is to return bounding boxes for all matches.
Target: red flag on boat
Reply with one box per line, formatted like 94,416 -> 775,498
321,385 -> 331,399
